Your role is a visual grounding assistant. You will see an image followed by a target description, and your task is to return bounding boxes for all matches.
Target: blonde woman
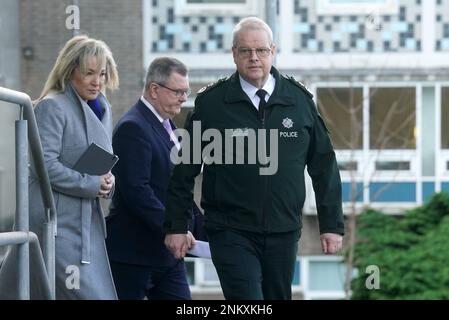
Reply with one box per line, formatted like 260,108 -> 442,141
1,35 -> 119,299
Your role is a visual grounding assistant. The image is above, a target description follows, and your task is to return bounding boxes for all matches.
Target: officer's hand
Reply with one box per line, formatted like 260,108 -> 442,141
320,233 -> 343,254
165,234 -> 190,259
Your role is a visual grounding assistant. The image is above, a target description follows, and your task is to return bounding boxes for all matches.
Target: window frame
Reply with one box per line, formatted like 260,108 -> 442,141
301,255 -> 347,300
316,0 -> 399,15
185,257 -> 303,295
174,0 -> 259,16
438,85 -> 449,178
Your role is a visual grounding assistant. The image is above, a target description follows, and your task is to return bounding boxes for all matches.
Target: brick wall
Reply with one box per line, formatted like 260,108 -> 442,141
19,0 -> 144,124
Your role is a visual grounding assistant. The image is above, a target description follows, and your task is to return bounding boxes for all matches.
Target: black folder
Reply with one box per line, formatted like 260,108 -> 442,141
73,143 -> 119,175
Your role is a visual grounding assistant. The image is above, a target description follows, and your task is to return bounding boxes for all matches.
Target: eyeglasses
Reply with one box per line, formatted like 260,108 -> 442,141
236,47 -> 272,59
155,82 -> 192,98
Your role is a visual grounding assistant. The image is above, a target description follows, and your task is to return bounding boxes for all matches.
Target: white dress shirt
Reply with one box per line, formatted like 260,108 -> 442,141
140,96 -> 180,149
239,73 -> 276,110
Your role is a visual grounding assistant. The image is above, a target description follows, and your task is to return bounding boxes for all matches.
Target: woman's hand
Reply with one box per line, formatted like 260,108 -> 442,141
97,171 -> 115,198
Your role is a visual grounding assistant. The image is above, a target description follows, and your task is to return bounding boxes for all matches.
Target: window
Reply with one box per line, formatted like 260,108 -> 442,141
316,0 -> 399,15
187,0 -> 245,3
317,87 -> 363,150
370,87 -> 416,150
302,256 -> 347,300
338,161 -> 358,171
175,0 -> 259,15
375,161 -> 410,171
441,87 -> 449,149
292,258 -> 301,287
185,257 -> 302,292
308,260 -> 346,292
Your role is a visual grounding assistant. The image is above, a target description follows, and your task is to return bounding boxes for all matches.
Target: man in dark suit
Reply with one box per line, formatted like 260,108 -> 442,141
106,57 -> 196,300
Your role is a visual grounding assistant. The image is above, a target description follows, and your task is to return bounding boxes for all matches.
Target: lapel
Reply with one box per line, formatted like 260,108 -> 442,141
97,93 -> 113,140
136,100 -> 175,151
224,72 -> 253,105
266,67 -> 295,108
65,85 -> 111,152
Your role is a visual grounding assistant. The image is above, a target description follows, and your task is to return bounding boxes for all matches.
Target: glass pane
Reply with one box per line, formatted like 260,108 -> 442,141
329,0 -> 386,4
317,87 -> 363,150
292,259 -> 301,285
338,161 -> 358,171
309,261 -> 346,291
329,0 -> 386,3
185,260 -> 195,285
375,161 -> 410,171
441,87 -> 449,149
187,0 -> 245,3
370,87 -> 416,149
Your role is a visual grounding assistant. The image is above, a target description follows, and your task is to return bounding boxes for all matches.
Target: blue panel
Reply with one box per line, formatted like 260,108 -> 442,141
393,22 -> 408,32
292,259 -> 301,285
332,32 -> 343,41
157,40 -> 168,52
307,40 -> 318,51
294,23 -> 310,33
370,182 -> 416,202
356,39 -> 367,50
181,33 -> 192,42
341,22 -> 358,33
215,24 -> 232,34
330,0 -> 386,3
206,41 -> 217,51
442,39 -> 449,50
406,38 -> 416,50
382,31 -> 393,40
166,24 -> 182,34
442,183 -> 449,193
342,182 -> 363,202
422,182 -> 435,203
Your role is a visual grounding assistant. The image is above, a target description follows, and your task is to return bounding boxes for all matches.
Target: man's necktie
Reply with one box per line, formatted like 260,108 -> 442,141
256,89 -> 267,122
162,119 -> 180,149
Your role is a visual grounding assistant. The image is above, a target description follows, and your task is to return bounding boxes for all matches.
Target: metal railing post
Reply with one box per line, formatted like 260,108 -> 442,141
15,116 -> 30,299
0,86 -> 56,299
43,210 -> 55,298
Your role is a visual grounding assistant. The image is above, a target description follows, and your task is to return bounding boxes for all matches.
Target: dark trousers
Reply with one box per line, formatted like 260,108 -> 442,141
207,227 -> 300,300
110,260 -> 191,300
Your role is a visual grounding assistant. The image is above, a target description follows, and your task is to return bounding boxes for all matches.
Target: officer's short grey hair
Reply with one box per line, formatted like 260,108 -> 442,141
232,17 -> 274,47
144,57 -> 188,91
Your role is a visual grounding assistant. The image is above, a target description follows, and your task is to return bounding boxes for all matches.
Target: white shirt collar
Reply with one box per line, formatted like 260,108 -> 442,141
140,95 -> 164,123
239,73 -> 276,109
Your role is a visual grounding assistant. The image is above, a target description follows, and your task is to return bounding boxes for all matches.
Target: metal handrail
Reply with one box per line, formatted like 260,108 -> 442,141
0,87 -> 56,299
0,232 -> 52,299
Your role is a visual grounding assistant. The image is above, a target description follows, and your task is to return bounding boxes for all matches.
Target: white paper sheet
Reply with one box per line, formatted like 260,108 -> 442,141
187,240 -> 211,259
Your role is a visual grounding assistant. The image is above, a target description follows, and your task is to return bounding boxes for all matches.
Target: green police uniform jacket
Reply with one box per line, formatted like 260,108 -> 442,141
164,67 -> 344,235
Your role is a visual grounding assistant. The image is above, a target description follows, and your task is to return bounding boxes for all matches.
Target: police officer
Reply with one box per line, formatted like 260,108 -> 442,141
164,17 -> 344,300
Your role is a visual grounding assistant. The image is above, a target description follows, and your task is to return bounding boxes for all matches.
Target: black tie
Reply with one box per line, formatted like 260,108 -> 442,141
256,89 -> 267,121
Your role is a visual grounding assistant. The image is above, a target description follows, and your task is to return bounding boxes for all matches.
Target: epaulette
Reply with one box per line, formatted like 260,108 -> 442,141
283,74 -> 313,99
197,77 -> 228,95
